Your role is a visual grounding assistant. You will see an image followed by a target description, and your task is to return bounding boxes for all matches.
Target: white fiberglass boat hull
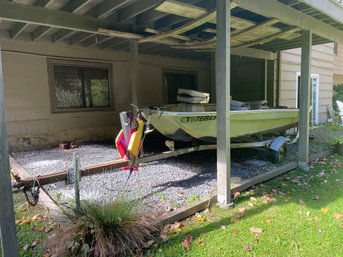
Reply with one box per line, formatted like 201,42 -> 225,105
141,108 -> 299,143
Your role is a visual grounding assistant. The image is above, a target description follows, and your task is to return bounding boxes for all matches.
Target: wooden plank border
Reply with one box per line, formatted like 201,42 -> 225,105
10,156 -> 70,225
157,148 -> 335,224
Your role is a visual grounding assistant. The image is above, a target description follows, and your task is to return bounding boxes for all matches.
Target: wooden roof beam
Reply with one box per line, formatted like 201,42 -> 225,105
53,29 -> 78,42
10,0 -> 55,39
98,38 -> 127,49
232,0 -> 343,43
89,0 -> 132,19
155,0 -> 207,19
82,35 -> 112,47
118,0 -> 164,23
298,0 -> 343,24
144,28 -> 192,41
32,26 -> 53,41
61,0 -> 93,14
231,18 -> 279,38
232,27 -> 300,49
10,22 -> 29,39
69,32 -> 94,45
138,11 -> 216,43
0,1 -> 143,40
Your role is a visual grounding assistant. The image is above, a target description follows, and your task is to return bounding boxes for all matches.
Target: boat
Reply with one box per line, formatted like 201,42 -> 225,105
140,104 -> 299,143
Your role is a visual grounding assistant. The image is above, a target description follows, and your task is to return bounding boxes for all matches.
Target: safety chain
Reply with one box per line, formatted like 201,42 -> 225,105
23,179 -> 41,206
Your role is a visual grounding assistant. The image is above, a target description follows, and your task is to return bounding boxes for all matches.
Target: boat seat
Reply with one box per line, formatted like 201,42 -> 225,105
178,103 -> 205,112
177,88 -> 210,104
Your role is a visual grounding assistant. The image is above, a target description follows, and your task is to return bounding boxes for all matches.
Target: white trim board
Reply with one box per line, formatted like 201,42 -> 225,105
296,72 -> 320,125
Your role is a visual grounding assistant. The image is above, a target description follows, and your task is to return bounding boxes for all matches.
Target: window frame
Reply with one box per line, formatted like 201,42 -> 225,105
162,69 -> 198,104
48,58 -> 114,113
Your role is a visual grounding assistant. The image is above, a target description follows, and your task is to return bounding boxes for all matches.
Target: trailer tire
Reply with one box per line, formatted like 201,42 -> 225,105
270,144 -> 287,164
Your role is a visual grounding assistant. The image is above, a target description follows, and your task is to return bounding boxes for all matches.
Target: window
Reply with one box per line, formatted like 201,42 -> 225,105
163,70 -> 197,104
48,59 -> 113,112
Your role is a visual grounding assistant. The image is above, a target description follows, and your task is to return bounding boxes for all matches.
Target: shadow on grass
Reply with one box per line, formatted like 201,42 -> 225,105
158,154 -> 343,249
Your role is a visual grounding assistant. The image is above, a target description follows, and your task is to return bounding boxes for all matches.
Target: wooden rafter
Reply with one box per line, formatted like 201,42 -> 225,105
232,27 -> 300,49
232,0 -> 343,43
155,0 -> 207,19
138,11 -> 216,43
144,28 -> 192,41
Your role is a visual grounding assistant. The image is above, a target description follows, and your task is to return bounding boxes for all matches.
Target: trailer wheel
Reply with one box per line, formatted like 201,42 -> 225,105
270,144 -> 287,163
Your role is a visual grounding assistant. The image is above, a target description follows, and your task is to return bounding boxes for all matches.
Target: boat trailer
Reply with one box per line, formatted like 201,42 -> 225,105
12,111 -> 296,205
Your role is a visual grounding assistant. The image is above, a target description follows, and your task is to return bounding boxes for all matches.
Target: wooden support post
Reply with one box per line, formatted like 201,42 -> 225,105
129,39 -> 140,114
210,52 -> 216,103
216,0 -> 232,206
73,153 -> 81,210
0,47 -> 19,256
298,30 -> 312,171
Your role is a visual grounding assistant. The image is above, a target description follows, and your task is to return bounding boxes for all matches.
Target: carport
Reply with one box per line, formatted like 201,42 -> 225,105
1,0 -> 343,254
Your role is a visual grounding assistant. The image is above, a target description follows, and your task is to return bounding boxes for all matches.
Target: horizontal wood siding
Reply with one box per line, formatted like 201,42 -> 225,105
334,43 -> 343,84
0,39 -> 210,150
280,43 -> 334,122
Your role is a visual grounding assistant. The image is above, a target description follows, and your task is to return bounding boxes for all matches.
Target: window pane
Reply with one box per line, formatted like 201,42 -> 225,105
83,68 -> 110,107
54,66 -> 83,108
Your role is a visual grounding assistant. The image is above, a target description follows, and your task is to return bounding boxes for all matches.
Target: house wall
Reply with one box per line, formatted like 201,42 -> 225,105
0,39 -> 210,151
333,43 -> 343,84
279,43 -> 334,122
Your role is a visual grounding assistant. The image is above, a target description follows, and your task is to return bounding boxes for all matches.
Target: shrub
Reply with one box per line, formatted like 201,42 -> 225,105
46,199 -> 161,257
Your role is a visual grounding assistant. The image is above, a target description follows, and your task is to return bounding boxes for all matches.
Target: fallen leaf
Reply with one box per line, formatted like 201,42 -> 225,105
31,239 -> 42,248
168,222 -> 184,234
16,217 -> 31,225
314,216 -> 321,222
250,197 -> 257,202
316,227 -> 323,233
238,207 -> 246,213
195,213 -> 206,222
181,235 -> 193,249
266,218 -> 272,224
233,192 -> 241,200
198,240 -> 206,247
23,244 -> 30,251
334,213 -> 343,221
249,227 -> 263,235
32,214 -> 45,221
231,212 -> 244,222
233,229 -> 239,235
321,208 -> 329,213
298,199 -> 306,205
243,245 -> 253,251
248,202 -> 255,207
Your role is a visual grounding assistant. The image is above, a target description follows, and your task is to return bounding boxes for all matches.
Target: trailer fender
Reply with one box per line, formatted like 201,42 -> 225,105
269,136 -> 288,151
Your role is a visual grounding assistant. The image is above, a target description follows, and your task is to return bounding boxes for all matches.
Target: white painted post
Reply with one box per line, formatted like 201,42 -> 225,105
210,53 -> 216,103
216,0 -> 232,206
298,30 -> 312,171
129,39 -> 140,113
0,47 -> 19,256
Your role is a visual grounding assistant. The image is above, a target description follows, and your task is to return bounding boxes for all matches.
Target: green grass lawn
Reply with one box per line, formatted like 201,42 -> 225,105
0,193 -> 54,257
154,154 -> 343,257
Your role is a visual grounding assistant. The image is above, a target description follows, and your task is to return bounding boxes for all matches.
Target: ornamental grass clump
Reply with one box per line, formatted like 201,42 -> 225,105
46,199 -> 161,257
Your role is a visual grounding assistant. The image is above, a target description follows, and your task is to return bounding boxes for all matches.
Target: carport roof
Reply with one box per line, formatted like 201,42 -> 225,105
1,0 -> 343,60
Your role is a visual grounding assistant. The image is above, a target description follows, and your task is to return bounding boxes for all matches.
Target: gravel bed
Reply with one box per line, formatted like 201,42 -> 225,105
11,131 -> 332,213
